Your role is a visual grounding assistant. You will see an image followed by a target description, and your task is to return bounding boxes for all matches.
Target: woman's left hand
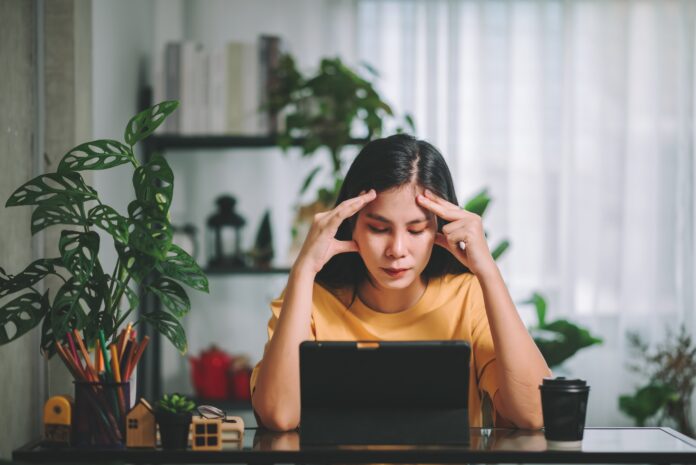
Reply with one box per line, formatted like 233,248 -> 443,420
416,189 -> 497,277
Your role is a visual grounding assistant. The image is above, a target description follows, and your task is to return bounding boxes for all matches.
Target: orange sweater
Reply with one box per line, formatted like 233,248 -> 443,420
250,272 -> 505,428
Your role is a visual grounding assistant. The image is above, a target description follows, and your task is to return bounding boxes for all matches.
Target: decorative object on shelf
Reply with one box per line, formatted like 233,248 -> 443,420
126,398 -> 156,448
191,416 -> 223,451
196,405 -> 244,443
524,292 -> 603,370
206,195 -> 247,269
155,393 -> 196,450
228,355 -> 252,402
0,100 -> 209,357
172,223 -> 200,261
43,395 -> 73,446
266,54 -> 414,261
618,324 -> 695,437
190,345 -> 233,400
248,210 -> 274,269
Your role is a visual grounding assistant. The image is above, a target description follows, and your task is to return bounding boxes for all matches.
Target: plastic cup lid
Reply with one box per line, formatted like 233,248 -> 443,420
539,376 -> 590,391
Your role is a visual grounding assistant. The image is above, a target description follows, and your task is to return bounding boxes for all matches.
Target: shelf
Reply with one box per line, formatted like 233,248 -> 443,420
144,134 -> 369,151
204,267 -> 291,275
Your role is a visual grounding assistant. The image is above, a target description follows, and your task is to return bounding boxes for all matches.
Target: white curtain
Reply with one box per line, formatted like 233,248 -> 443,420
357,0 -> 696,426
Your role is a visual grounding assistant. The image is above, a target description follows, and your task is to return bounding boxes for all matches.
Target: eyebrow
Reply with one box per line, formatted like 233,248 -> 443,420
365,212 -> 431,225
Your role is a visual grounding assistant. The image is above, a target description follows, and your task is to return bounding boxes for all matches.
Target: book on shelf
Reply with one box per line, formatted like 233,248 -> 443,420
154,35 -> 283,136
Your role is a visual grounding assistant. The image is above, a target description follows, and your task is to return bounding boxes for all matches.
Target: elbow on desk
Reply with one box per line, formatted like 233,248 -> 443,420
252,397 -> 300,432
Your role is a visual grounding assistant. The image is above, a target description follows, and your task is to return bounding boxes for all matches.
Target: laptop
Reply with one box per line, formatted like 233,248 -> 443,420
299,340 -> 471,445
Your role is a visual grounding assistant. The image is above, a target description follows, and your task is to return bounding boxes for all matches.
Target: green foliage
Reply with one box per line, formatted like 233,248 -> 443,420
0,101 -> 208,355
269,55 -> 414,205
157,393 -> 196,414
524,292 -> 603,368
462,189 -> 509,262
618,325 -> 696,436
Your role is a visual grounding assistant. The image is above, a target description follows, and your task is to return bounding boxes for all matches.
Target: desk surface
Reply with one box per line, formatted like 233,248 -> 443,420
14,427 -> 696,464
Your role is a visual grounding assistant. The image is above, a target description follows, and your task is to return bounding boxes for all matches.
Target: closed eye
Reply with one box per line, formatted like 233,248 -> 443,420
368,225 -> 389,233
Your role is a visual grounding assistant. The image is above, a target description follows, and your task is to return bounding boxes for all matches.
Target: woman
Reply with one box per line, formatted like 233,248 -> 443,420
250,134 -> 551,431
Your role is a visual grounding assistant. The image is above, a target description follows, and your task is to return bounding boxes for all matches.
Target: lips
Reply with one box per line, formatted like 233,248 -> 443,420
382,267 -> 410,278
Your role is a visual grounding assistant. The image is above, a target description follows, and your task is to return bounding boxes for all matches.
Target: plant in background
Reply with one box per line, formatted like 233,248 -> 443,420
619,325 -> 695,437
524,293 -> 603,369
156,393 -> 196,414
0,100 -> 209,356
268,54 -> 414,207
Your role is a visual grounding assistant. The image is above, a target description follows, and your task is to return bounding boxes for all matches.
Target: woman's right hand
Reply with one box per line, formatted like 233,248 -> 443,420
294,189 -> 376,275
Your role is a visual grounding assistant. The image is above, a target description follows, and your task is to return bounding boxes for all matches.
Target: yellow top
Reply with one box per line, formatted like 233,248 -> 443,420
250,272 -> 505,428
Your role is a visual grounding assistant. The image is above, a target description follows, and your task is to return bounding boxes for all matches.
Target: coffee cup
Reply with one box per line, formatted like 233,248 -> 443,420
539,377 -> 589,448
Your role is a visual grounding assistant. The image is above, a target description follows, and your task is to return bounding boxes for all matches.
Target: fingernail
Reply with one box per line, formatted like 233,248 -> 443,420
424,189 -> 432,196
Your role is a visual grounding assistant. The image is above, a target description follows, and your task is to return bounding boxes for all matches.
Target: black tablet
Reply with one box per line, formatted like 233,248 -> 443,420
299,340 -> 471,445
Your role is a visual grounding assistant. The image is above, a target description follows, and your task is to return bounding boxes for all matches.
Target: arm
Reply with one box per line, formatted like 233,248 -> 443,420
476,264 -> 550,429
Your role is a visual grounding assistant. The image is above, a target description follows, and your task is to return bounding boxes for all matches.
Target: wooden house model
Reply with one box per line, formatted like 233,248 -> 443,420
126,398 -> 156,448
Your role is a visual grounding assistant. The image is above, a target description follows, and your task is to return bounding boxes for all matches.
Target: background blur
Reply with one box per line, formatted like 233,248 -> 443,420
2,0 -> 696,457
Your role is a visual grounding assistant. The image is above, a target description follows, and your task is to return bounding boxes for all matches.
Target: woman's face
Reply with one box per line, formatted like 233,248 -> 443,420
352,183 -> 438,290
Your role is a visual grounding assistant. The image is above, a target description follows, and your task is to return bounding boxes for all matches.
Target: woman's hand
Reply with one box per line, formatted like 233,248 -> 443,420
416,189 -> 496,277
294,189 -> 377,275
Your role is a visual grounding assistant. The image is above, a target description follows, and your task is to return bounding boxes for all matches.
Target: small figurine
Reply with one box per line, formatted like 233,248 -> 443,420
126,398 -> 156,448
191,416 -> 223,451
44,395 -> 73,446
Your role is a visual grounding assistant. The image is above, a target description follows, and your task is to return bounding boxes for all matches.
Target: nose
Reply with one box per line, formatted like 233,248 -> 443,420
386,230 -> 407,259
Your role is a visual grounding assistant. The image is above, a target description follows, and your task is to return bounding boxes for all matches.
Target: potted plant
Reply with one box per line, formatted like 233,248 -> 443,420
0,100 -> 208,356
155,393 -> 196,449
267,54 -> 413,259
0,101 -> 207,447
618,324 -> 695,436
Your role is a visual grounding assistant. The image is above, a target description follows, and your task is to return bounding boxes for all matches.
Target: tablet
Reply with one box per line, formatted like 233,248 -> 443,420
299,340 -> 471,445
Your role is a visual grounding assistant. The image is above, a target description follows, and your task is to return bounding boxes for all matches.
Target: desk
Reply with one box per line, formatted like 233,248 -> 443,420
13,427 -> 696,464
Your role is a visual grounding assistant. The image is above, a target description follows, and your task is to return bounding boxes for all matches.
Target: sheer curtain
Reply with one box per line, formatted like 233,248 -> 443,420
357,0 -> 696,425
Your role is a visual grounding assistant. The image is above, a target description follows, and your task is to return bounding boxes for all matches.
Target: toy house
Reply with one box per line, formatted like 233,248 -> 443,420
191,416 -> 222,451
126,398 -> 156,448
43,395 -> 73,445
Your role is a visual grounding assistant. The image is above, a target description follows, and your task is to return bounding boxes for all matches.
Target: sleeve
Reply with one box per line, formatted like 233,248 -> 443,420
249,289 -> 317,397
467,276 -> 514,427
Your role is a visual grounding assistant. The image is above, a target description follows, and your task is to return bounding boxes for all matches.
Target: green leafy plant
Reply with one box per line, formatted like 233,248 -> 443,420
268,54 -> 414,206
156,393 -> 196,414
462,188 -> 510,261
0,101 -> 209,355
619,325 -> 695,436
524,293 -> 603,368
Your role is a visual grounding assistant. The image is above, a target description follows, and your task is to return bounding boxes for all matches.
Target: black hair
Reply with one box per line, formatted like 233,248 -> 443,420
315,133 -> 468,292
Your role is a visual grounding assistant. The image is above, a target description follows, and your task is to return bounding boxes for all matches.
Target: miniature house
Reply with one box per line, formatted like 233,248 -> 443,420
191,416 -> 222,451
126,398 -> 156,448
44,395 -> 73,445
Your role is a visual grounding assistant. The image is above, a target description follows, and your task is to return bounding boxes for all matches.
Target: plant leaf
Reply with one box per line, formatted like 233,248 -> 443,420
128,200 -> 173,260
619,383 -> 675,426
140,310 -> 187,354
0,258 -> 64,298
0,290 -> 49,345
463,189 -> 491,216
30,197 -> 86,235
58,139 -> 136,172
59,231 -> 100,284
115,241 -> 156,284
89,205 -> 129,244
523,292 -> 547,327
146,277 -> 190,318
132,155 -> 174,215
300,166 -> 322,195
156,244 -> 209,292
6,172 -> 97,207
124,100 -> 179,146
491,240 -> 510,261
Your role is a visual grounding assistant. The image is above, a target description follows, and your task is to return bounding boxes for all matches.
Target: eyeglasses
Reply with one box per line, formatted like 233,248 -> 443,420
196,404 -> 240,424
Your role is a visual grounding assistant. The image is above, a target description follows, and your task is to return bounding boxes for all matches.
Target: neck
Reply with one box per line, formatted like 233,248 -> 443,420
357,276 -> 427,314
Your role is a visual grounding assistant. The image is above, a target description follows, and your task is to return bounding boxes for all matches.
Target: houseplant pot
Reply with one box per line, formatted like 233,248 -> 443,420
155,393 -> 196,450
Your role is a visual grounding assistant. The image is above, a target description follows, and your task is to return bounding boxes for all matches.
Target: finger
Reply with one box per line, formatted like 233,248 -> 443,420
416,193 -> 462,222
331,189 -> 376,223
424,189 -> 459,209
434,232 -> 451,250
333,240 -> 359,254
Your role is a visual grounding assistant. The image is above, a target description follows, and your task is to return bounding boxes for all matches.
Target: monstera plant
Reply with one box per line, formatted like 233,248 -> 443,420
0,100 -> 208,355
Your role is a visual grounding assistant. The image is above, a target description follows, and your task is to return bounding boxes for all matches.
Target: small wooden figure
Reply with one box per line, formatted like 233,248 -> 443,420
191,416 -> 223,451
126,398 -> 156,448
44,395 -> 73,445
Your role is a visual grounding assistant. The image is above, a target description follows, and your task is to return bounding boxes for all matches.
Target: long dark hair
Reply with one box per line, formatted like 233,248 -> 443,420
316,133 -> 468,291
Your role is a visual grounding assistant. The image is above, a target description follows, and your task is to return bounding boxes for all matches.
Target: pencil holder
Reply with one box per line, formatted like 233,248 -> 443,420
73,381 -> 130,448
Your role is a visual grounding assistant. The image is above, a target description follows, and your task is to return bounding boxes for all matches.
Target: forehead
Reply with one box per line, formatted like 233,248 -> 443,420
359,184 -> 430,222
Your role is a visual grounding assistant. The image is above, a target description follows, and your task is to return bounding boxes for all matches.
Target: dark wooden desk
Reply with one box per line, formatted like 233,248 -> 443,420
13,427 -> 696,464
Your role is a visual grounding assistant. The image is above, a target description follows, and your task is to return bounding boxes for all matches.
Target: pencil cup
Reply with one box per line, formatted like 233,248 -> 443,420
73,381 -> 130,448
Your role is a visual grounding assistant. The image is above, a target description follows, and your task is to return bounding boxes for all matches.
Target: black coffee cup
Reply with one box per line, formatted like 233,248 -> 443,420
539,377 -> 590,445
